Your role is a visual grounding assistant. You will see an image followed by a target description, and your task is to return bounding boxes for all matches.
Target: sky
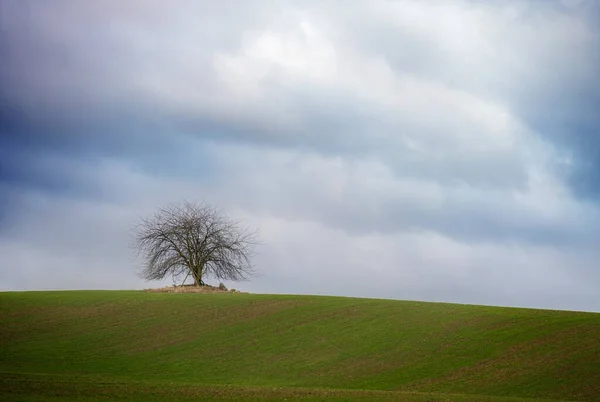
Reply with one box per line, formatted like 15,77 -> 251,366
1,0 -> 600,312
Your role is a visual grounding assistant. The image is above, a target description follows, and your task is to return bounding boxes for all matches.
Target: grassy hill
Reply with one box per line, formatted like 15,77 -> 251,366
1,291 -> 599,401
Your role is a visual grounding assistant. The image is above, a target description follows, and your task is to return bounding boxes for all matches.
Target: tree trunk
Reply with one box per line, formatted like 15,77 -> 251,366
197,263 -> 204,286
189,264 -> 200,286
189,263 -> 204,287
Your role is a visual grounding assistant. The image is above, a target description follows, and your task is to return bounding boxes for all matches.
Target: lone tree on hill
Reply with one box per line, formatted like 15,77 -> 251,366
134,201 -> 258,286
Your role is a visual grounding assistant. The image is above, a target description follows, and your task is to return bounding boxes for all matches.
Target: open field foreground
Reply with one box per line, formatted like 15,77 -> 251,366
1,291 -> 599,401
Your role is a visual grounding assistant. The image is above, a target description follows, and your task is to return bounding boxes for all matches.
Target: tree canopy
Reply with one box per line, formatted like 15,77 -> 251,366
134,201 -> 258,286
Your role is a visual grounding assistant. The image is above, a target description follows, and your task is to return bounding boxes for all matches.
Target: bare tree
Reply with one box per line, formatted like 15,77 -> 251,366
134,201 -> 258,286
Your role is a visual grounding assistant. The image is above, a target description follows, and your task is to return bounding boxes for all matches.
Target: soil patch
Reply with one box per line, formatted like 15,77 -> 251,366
144,285 -> 247,294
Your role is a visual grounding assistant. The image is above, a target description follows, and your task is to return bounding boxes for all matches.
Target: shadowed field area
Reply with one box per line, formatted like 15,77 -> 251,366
1,291 -> 599,401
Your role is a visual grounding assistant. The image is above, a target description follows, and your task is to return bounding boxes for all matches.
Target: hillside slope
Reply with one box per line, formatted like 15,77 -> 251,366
1,291 -> 599,401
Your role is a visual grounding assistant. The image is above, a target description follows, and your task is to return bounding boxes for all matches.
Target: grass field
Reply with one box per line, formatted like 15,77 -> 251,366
1,291 -> 599,401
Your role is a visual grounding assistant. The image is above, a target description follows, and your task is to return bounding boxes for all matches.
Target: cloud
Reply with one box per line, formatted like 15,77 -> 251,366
2,166 -> 598,312
1,0 -> 599,311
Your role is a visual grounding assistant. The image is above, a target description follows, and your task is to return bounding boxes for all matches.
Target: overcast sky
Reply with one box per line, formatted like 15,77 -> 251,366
1,0 -> 599,312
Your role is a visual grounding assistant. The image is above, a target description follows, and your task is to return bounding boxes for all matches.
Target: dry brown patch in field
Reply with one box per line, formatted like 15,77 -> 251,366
144,285 -> 247,294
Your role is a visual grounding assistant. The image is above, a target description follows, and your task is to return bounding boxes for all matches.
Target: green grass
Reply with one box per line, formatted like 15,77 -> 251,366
1,291 -> 599,401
